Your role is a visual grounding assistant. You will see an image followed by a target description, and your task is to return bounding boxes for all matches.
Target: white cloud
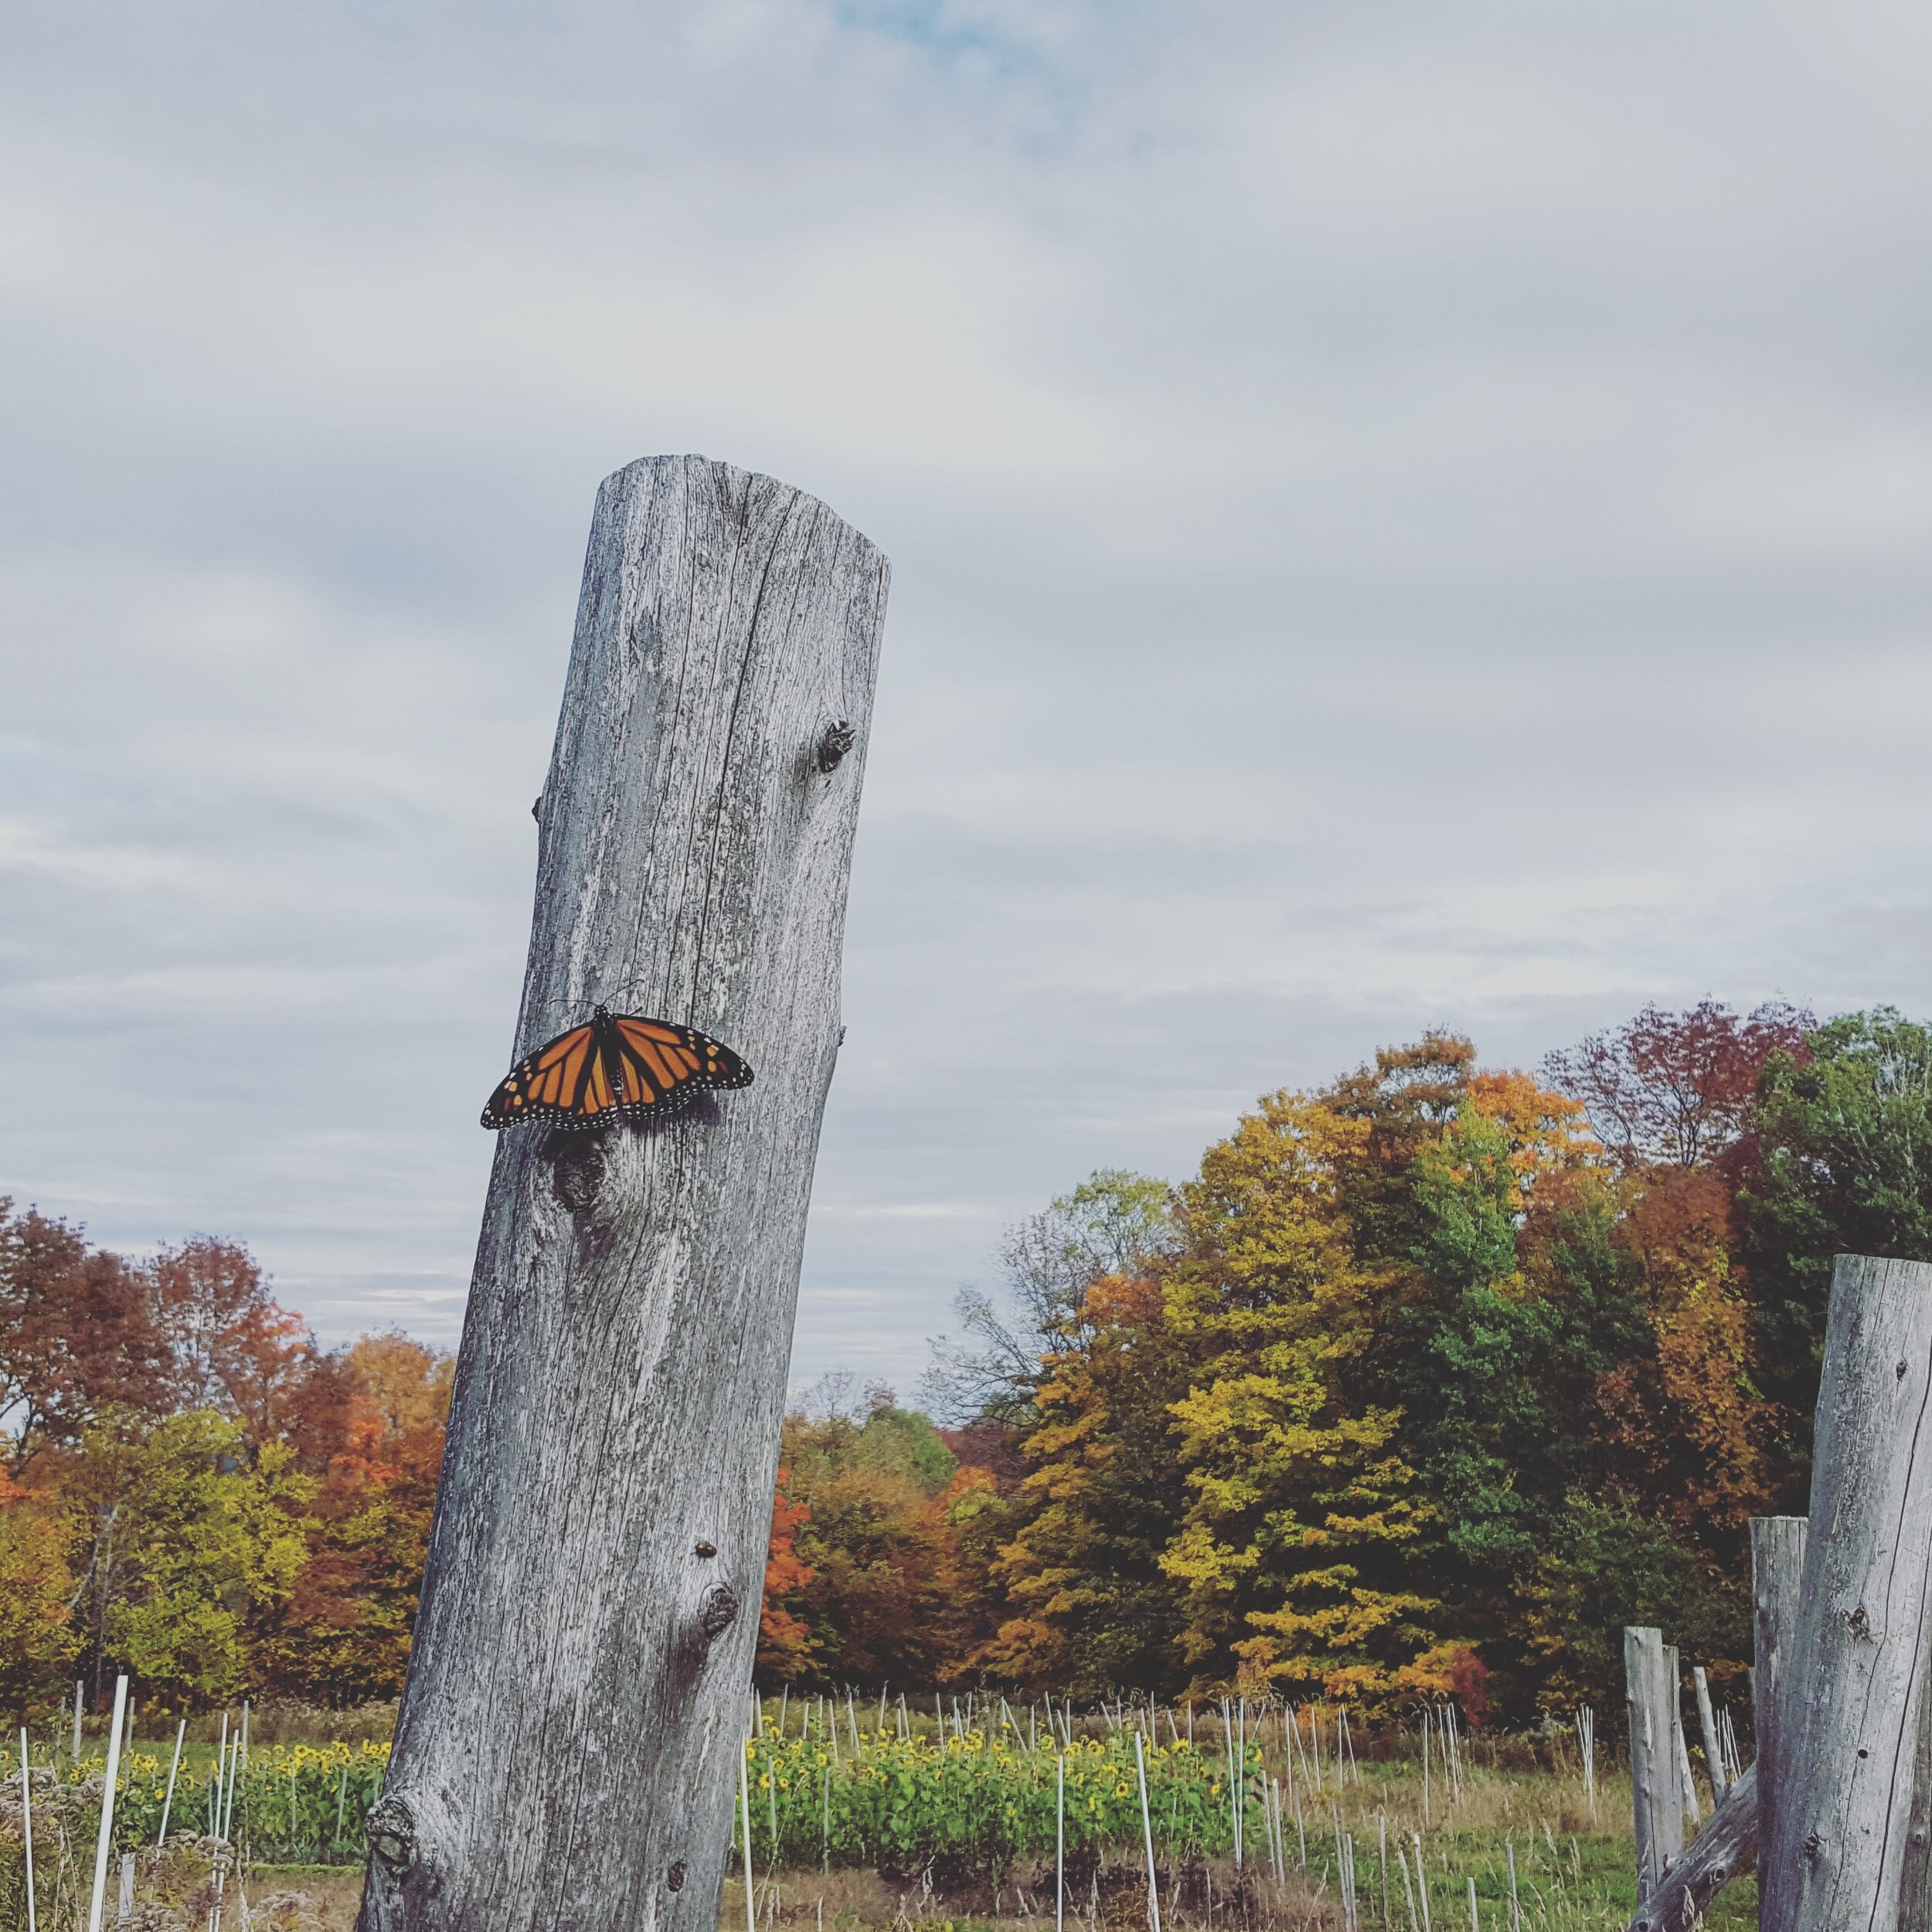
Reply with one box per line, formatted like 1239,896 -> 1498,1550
2,0 -> 1929,1381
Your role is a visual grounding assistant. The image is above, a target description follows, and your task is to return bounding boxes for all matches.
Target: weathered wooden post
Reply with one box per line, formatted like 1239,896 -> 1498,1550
1692,1665 -> 1726,1809
1897,1662 -> 1932,1928
1761,1255 -> 1932,1931
1753,1511 -> 1808,1915
355,456 -> 888,1932
1625,1627 -> 1685,1902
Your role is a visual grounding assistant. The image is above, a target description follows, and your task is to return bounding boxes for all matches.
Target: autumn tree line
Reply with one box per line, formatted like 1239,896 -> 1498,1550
0,1222 -> 449,1716
6,1002 -> 1931,1730
753,1004 -> 1932,1728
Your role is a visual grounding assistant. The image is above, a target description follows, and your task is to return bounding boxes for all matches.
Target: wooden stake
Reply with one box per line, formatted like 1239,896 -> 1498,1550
739,1711 -> 756,1932
85,1674 -> 128,1932
158,1719 -> 186,1846
19,1725 -> 36,1932
1056,1749 -> 1066,1932
356,459 -> 886,1932
1133,1733 -> 1161,1932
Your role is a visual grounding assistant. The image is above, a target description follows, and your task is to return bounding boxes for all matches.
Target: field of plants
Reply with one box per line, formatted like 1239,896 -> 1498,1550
2,1698 -> 1756,1930
728,1696 -> 1754,1930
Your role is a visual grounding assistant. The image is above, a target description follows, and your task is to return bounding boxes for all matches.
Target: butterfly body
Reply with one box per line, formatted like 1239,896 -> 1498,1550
481,1005 -> 753,1131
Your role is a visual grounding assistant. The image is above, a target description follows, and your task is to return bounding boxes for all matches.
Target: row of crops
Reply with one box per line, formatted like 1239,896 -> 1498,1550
51,1723 -> 1271,1874
61,1740 -> 392,1866
739,1722 -> 1270,1875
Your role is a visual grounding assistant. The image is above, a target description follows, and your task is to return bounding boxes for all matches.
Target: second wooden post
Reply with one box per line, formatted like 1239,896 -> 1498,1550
1760,1253 -> 1932,1930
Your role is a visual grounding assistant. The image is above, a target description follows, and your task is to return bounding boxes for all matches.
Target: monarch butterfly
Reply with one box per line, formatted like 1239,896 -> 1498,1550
481,1005 -> 753,1131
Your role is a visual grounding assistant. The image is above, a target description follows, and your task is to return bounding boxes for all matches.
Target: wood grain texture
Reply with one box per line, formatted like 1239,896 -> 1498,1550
1752,1510 -> 1808,1922
1761,1256 -> 1932,1932
1627,1627 -> 1685,1903
355,456 -> 888,1932
1626,1762 -> 1757,1932
1896,1648 -> 1932,1930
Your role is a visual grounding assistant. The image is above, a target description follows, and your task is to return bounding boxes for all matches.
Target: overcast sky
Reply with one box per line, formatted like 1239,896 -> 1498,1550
3,2 -> 1929,1396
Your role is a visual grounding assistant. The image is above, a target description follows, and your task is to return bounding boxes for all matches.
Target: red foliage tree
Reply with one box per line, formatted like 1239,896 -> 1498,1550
150,1237 -> 312,1446
252,1334 -> 453,1701
1543,1000 -> 1811,1171
755,1468 -> 816,1681
0,1202 -> 171,1471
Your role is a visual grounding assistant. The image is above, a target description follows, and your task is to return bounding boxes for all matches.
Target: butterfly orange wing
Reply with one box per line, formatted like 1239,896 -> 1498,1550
480,1022 -> 602,1128
611,1016 -> 753,1113
483,1012 -> 752,1131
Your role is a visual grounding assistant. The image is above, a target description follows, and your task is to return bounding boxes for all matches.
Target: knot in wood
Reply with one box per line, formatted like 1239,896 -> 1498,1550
666,1861 -> 688,1892
549,1133 -> 606,1211
1846,1602 -> 1873,1641
1804,1828 -> 1825,1866
366,1794 -> 417,1873
699,1582 -> 740,1641
815,720 -> 856,772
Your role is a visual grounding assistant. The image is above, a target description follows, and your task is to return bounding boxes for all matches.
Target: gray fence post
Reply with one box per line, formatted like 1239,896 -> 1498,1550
1627,1626 -> 1685,1902
1753,1510 -> 1809,1919
1761,1254 -> 1932,1931
354,457 -> 889,1932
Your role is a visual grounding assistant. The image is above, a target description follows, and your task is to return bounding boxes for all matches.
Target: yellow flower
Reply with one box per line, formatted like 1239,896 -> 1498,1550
1115,1783 -> 1131,1797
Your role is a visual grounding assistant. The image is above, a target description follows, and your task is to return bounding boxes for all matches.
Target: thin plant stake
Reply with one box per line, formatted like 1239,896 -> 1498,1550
85,1672 -> 128,1932
158,1719 -> 186,1845
71,1680 -> 83,1765
1056,1750 -> 1065,1932
1133,1733 -> 1162,1932
209,1713 -> 228,1833
219,1723 -> 240,1842
739,1714 -> 757,1932
1505,1842 -> 1519,1932
236,1699 -> 250,1854
1396,1846 -> 1420,1932
1412,1833 -> 1431,1932
1466,1876 -> 1478,1931
19,1725 -> 36,1932
1573,1706 -> 1595,1820
1378,1813 -> 1388,1929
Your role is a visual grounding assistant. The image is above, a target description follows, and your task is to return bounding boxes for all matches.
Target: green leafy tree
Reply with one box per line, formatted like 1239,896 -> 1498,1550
1741,1007 -> 1932,1494
66,1409 -> 312,1709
